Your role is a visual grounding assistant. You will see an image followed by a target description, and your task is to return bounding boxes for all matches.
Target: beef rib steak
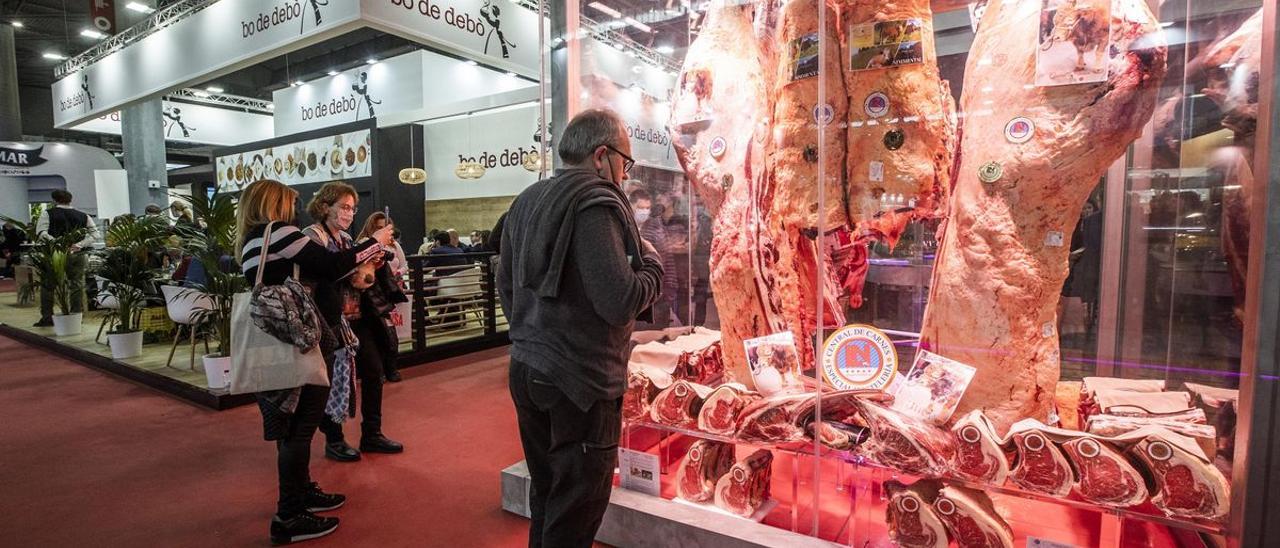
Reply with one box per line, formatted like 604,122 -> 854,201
714,449 -> 774,517
676,440 -> 736,503
884,479 -> 949,548
932,485 -> 1015,548
950,410 -> 1011,485
1060,436 -> 1148,507
1128,431 -> 1230,520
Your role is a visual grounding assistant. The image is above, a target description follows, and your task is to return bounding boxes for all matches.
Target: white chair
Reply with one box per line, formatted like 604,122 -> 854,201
161,284 -> 214,370
435,267 -> 483,328
93,276 -> 120,345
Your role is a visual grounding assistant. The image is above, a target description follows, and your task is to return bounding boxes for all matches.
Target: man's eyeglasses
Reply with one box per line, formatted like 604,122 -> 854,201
604,145 -> 635,174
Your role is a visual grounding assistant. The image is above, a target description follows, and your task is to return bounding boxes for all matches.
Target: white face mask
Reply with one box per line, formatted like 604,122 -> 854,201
634,208 -> 651,224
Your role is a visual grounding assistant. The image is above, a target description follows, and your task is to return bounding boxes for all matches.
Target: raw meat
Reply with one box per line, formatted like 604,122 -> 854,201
1008,428 -> 1072,497
950,410 -> 1011,485
1086,412 -> 1217,459
675,440 -> 736,503
676,340 -> 725,384
623,369 -> 666,422
714,449 -> 774,517
932,485 -> 1015,548
884,480 -> 948,548
1055,381 -> 1083,430
919,0 -> 1167,434
793,390 -> 878,450
855,398 -> 955,476
840,0 -> 956,246
736,394 -> 812,443
668,0 -> 772,217
1060,436 -> 1148,507
697,383 -> 761,436
1128,431 -> 1230,520
649,381 -> 713,429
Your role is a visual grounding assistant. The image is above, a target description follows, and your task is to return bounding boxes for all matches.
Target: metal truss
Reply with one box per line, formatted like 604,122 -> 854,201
55,0 -> 220,79
168,89 -> 274,114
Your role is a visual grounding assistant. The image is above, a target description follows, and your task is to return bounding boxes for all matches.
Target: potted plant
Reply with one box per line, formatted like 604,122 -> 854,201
175,190 -> 247,389
97,215 -> 169,358
9,225 -> 91,336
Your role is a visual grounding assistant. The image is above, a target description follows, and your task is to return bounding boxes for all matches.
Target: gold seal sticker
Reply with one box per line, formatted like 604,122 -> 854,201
821,324 -> 898,391
978,161 -> 1003,183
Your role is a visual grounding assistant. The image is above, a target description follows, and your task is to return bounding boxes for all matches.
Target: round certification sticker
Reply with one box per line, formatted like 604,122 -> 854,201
821,324 -> 898,390
813,103 -> 834,126
1004,117 -> 1035,144
864,92 -> 890,118
708,137 -> 727,159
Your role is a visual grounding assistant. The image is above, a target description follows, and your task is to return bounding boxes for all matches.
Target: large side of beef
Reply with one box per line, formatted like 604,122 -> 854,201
919,0 -> 1167,434
884,480 -> 948,548
675,440 -> 736,503
713,449 -> 774,517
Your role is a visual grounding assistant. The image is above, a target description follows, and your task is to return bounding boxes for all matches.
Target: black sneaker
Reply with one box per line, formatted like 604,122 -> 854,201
305,482 -> 346,512
270,511 -> 339,545
33,318 -> 53,327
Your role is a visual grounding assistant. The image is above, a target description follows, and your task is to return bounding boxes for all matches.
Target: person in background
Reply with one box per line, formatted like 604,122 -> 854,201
418,228 -> 442,255
627,189 -> 673,330
302,183 -> 405,463
34,189 -> 98,327
427,231 -> 468,268
1,220 -> 25,278
144,203 -> 170,225
447,228 -> 461,249
170,201 -> 197,229
357,212 -> 409,383
236,179 -> 394,545
498,108 -> 664,547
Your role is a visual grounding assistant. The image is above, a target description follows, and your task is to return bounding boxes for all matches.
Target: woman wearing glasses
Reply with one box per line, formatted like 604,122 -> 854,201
302,182 -> 405,465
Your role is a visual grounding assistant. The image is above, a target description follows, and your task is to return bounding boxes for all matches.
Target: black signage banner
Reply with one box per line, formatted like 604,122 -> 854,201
0,145 -> 47,168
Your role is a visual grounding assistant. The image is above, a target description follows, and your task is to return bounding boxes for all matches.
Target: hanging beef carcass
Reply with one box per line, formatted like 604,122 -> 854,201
675,440 -> 736,503
919,0 -> 1167,434
713,449 -> 774,517
1060,436 -> 1148,507
950,410 -> 1011,485
1128,430 -> 1230,520
840,0 -> 956,248
884,480 -> 949,548
932,485 -> 1015,548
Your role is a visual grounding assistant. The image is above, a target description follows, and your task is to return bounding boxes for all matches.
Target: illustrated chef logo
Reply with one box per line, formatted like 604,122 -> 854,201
821,325 -> 898,390
0,144 -> 48,168
352,71 -> 382,119
480,0 -> 515,59
241,1 -> 329,38
163,106 -> 196,138
304,0 -> 329,32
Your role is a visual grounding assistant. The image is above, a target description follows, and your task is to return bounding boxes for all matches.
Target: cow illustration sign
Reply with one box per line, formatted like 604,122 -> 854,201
821,324 -> 898,390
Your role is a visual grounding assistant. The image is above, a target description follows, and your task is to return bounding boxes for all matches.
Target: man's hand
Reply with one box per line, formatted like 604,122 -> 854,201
640,238 -> 658,259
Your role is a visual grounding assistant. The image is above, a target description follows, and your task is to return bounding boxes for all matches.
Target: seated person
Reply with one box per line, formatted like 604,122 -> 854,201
426,232 -> 469,268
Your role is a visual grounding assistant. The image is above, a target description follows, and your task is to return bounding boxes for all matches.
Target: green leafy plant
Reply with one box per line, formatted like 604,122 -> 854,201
16,227 -> 91,315
175,190 -> 246,357
0,203 -> 43,242
95,215 -> 170,333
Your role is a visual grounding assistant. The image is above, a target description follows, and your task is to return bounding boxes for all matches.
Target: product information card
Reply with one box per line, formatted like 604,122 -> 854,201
618,448 -> 660,497
889,350 -> 976,424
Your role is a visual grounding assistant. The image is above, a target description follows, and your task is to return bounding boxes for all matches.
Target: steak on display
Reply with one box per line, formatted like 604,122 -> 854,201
1007,427 -> 1072,497
735,394 -> 812,443
1060,436 -> 1148,507
714,449 -> 774,517
1128,431 -> 1230,520
932,485 -> 1015,548
884,480 -> 948,548
855,398 -> 955,477
697,383 -> 761,436
623,369 -> 669,422
650,381 -> 714,429
951,410 -> 1011,485
676,440 -> 736,503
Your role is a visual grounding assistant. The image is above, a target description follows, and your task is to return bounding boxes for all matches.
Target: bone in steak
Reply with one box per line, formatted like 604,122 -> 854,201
735,394 -> 812,443
884,480 -> 948,548
855,398 -> 955,477
1128,431 -> 1230,520
932,485 -> 1015,548
841,0 -> 956,247
649,381 -> 713,429
676,440 -> 736,503
714,449 -> 774,517
697,383 -> 761,436
1060,436 -> 1148,507
1008,429 -> 1073,497
951,410 -> 1011,485
1087,412 -> 1217,458
677,340 -> 725,384
623,369 -> 667,422
919,0 -> 1167,434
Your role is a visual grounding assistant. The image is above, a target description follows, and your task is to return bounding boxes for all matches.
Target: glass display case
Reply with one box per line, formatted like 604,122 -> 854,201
545,0 -> 1276,545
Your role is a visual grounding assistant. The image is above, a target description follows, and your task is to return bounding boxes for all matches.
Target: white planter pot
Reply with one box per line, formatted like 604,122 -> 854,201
107,330 -> 145,359
202,354 -> 232,390
52,313 -> 83,337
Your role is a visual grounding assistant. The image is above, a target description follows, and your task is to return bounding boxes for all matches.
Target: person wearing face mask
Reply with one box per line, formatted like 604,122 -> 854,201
497,108 -> 664,547
302,183 -> 404,463
627,189 -> 672,329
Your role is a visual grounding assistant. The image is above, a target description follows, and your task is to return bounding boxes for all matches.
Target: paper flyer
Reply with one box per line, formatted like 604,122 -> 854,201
1035,0 -> 1112,87
890,350 -> 977,424
744,332 -> 801,397
847,18 -> 924,71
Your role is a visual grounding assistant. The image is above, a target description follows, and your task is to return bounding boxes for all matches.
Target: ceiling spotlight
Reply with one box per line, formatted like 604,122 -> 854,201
205,86 -> 224,93
80,29 -> 106,39
267,104 -> 275,110
366,58 -> 378,65
193,91 -> 210,98
655,44 -> 674,54
587,2 -> 622,18
126,2 -> 156,14
10,21 -> 23,28
327,70 -> 339,76
43,52 -> 67,60
292,81 -> 303,87
465,60 -> 478,66
505,71 -> 518,78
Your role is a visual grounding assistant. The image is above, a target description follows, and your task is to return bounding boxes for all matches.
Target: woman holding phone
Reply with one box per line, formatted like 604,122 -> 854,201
356,212 -> 409,383
236,179 -> 393,545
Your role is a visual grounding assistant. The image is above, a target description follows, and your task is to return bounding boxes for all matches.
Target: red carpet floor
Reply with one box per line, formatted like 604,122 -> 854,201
0,335 -> 532,547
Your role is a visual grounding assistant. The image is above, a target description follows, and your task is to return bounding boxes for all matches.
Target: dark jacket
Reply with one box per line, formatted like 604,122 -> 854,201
497,168 -> 664,412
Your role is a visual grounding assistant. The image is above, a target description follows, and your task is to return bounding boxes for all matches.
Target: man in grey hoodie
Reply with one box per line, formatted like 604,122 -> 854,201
498,109 -> 664,548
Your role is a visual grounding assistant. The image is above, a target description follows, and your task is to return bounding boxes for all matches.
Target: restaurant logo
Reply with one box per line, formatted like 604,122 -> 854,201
58,74 -> 96,113
0,145 -> 48,168
163,106 -> 196,138
241,0 -> 330,38
821,324 -> 898,391
480,0 -> 515,59
389,0 -> 513,58
352,71 -> 383,119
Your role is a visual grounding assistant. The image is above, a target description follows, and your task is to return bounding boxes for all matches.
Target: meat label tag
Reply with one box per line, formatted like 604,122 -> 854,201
820,325 -> 898,391
847,19 -> 925,72
1044,230 -> 1064,247
864,92 -> 891,118
1004,117 -> 1036,144
786,33 -> 820,81
869,161 -> 885,182
708,137 -> 727,159
744,332 -> 803,396
813,104 -> 834,126
890,350 -> 977,424
1034,0 -> 1113,87
618,448 -> 661,496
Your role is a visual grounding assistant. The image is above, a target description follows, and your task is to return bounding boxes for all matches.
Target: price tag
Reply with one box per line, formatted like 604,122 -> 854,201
869,161 -> 885,182
1044,231 -> 1064,247
618,448 -> 660,496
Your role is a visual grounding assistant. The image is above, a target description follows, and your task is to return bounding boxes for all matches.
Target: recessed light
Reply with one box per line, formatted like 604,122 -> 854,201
292,81 -> 303,87
126,2 -> 155,13
466,60 -> 478,66
10,21 -> 23,28
505,71 -> 518,78
43,52 -> 67,60
327,70 -> 339,76
366,58 -> 378,65
193,91 -> 210,98
655,44 -> 674,54
205,86 -> 224,93
267,104 -> 275,110
80,29 -> 106,39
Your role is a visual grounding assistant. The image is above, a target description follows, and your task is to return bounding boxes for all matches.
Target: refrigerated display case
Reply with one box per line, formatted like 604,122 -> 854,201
542,0 -> 1279,545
